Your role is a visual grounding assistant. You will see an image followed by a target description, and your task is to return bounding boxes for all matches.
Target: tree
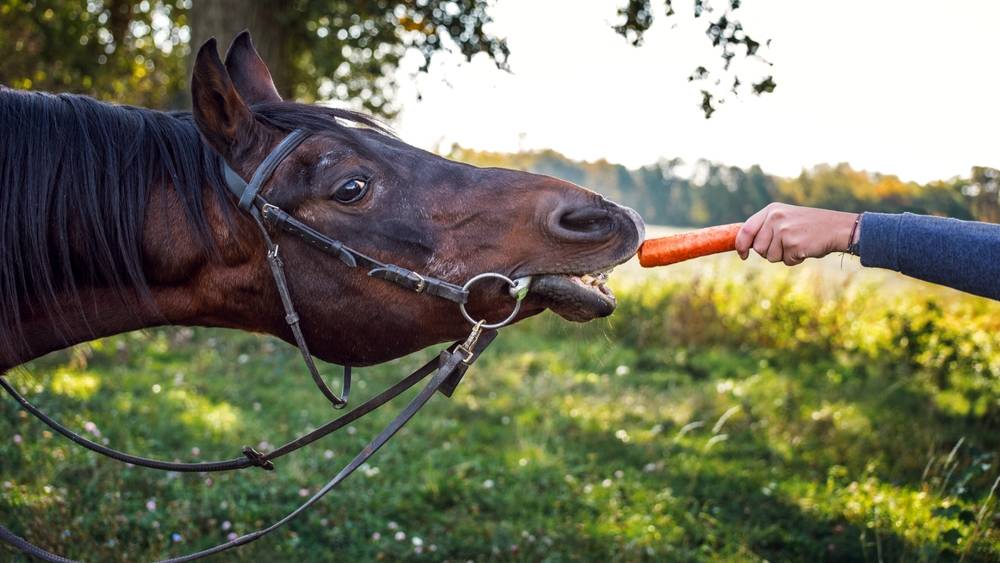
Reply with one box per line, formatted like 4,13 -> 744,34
0,0 -> 508,114
2,1 -> 768,117
966,166 -> 1000,223
0,0 -> 189,107
188,0 -> 509,115
615,0 -> 774,118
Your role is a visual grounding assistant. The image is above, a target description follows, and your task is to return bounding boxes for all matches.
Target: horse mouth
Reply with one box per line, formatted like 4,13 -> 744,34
529,269 -> 617,322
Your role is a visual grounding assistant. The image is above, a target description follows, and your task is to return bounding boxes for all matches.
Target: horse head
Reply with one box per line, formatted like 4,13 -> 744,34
179,32 -> 644,366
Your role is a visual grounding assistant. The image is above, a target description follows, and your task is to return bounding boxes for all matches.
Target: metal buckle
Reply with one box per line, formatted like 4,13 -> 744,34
241,446 -> 275,470
455,321 -> 484,364
458,272 -> 521,329
260,203 -> 281,223
409,271 -> 427,293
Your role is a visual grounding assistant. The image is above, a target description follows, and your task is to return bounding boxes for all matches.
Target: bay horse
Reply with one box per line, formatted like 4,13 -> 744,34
0,32 -> 643,560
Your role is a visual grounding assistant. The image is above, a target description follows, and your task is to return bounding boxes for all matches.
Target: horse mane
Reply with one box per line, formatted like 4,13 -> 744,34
0,86 -> 387,361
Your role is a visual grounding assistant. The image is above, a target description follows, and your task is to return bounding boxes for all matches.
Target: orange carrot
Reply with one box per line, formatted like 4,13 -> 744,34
637,223 -> 744,267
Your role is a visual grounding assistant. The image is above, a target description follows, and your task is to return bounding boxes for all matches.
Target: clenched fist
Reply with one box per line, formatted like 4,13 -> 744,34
735,203 -> 860,266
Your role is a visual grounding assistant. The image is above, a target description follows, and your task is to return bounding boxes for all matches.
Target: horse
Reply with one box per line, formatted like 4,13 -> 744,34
0,31 -> 644,560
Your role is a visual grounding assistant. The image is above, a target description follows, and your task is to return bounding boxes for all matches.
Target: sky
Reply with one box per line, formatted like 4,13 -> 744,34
391,0 -> 1000,183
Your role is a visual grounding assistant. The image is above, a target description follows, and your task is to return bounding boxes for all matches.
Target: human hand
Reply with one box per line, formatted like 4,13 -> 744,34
735,203 -> 860,266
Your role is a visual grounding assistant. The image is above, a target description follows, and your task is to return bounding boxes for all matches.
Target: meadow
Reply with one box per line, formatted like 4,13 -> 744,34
2,241 -> 999,562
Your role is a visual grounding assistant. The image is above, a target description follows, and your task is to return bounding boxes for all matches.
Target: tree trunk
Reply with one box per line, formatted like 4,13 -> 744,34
187,0 -> 290,104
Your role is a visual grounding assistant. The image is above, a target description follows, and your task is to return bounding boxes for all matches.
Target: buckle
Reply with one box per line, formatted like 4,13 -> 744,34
241,446 -> 275,470
455,321 -> 484,364
409,271 -> 427,293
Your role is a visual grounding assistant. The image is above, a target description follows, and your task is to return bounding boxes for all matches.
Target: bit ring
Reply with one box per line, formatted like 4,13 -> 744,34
459,272 -> 521,329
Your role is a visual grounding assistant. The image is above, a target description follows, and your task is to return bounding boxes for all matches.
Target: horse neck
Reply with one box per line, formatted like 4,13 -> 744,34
0,90 -> 275,369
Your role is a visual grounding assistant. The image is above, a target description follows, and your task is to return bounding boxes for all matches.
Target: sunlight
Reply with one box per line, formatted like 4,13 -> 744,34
49,367 -> 101,400
167,389 -> 242,438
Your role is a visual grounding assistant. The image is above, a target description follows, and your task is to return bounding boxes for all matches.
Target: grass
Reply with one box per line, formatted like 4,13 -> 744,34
2,251 -> 999,562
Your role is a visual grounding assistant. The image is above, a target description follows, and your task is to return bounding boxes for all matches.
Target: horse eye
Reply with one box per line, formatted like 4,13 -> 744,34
332,178 -> 368,204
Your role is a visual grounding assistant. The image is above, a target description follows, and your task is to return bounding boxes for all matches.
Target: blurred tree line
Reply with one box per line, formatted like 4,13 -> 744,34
449,146 -> 1000,226
1,1 -> 994,222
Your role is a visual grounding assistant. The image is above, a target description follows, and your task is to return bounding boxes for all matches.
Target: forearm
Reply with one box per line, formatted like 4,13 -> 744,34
858,213 -> 1000,300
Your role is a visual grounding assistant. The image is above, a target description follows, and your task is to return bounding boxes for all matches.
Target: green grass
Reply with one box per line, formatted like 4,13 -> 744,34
2,253 -> 999,562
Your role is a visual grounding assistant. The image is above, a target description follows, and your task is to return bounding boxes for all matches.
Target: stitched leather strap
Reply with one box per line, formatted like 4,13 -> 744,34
0,331 -> 497,563
259,203 -> 469,304
223,129 -> 310,211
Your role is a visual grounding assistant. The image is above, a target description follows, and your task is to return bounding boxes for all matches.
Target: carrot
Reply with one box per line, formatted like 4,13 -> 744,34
637,223 -> 744,267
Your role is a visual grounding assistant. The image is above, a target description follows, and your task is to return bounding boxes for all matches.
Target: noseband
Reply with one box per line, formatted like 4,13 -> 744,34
0,129 -> 527,562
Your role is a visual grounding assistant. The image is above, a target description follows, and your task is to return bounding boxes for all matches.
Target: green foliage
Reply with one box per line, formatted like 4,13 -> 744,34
616,0 -> 774,118
2,259 -> 998,561
235,0 -> 509,115
451,146 -> 997,227
0,0 -> 190,107
0,0 -> 507,113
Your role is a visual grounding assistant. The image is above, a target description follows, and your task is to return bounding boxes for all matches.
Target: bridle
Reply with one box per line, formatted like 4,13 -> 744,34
0,128 -> 530,561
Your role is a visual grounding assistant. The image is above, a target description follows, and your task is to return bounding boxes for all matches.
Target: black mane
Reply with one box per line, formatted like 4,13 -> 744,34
0,87 -> 229,358
0,87 -> 388,361
0,86 -> 391,357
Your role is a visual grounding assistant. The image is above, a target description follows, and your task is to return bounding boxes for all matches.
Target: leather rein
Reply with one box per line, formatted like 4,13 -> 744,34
0,128 -> 527,562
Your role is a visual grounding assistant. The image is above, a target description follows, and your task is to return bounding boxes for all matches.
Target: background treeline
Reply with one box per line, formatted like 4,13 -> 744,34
451,146 -> 1000,226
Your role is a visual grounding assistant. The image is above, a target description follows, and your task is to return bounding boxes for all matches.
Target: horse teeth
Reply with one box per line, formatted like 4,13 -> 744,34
574,271 -> 612,288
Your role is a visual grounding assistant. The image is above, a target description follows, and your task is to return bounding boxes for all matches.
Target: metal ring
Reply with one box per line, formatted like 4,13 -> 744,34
459,272 -> 522,329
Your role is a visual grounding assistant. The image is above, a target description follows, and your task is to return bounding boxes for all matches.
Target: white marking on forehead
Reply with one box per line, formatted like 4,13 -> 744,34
318,150 -> 340,168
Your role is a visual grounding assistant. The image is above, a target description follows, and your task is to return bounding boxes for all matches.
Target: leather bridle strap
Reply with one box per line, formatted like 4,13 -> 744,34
259,203 -> 469,304
221,128 -> 470,409
224,128 -> 310,212
0,329 -> 496,563
0,333 -> 488,473
222,129 -> 469,306
249,206 -> 351,408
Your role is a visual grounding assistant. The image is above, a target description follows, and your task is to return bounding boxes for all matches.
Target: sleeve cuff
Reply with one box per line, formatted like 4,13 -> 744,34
858,212 -> 902,271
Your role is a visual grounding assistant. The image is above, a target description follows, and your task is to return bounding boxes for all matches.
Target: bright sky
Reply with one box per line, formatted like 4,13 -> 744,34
392,0 -> 1000,183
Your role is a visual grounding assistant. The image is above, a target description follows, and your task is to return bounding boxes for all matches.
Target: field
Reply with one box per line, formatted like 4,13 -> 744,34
2,238 -> 999,562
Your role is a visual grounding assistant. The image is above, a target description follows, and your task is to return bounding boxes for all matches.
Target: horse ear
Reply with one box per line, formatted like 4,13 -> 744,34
224,30 -> 282,105
191,37 -> 259,156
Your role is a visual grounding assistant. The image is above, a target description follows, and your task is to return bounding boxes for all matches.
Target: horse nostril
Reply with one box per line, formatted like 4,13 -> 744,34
551,204 -> 614,241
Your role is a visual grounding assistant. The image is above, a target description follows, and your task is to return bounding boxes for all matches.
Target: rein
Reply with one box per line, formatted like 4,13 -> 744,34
0,128 -> 526,561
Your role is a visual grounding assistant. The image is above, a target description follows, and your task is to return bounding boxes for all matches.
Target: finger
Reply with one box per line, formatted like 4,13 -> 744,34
783,247 -> 805,266
752,222 -> 774,258
766,230 -> 784,263
735,207 -> 771,259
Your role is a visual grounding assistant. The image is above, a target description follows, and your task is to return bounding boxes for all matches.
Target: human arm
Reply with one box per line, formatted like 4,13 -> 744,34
734,203 -> 1000,300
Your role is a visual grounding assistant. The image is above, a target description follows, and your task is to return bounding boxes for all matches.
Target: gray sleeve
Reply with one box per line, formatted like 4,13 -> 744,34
858,212 -> 1000,300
